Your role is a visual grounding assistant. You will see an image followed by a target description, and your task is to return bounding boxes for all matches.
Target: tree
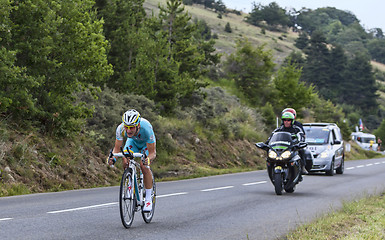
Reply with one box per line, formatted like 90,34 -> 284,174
311,97 -> 344,123
301,30 -> 330,90
342,53 -> 378,112
7,0 -> 112,135
367,39 -> 385,64
225,39 -> 275,105
0,1 -> 37,118
95,0 -> 147,90
155,0 -> 218,112
272,61 -> 314,112
224,22 -> 232,33
245,2 -> 290,30
294,32 -> 309,49
213,0 -> 226,15
325,44 -> 347,102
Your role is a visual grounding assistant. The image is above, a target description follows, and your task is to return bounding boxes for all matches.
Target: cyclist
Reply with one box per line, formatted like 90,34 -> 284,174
268,112 -> 308,174
109,109 -> 156,212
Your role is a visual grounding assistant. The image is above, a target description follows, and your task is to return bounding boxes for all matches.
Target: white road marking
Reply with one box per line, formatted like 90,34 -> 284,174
47,202 -> 117,214
201,186 -> 234,192
0,218 -> 13,221
44,161 -> 385,215
242,181 -> 267,186
157,192 -> 188,198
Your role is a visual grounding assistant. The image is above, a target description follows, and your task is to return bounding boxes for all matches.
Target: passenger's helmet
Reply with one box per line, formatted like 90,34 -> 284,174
122,109 -> 141,127
281,112 -> 295,125
282,108 -> 297,119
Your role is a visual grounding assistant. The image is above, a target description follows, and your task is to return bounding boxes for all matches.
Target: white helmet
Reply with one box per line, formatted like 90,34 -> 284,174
122,109 -> 141,126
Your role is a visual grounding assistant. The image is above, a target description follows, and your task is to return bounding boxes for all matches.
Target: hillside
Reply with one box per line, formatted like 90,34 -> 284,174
1,0 -> 385,197
145,0 -> 299,63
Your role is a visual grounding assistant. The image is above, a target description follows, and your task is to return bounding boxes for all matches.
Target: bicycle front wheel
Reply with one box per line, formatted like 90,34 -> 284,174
142,170 -> 156,223
119,169 -> 136,228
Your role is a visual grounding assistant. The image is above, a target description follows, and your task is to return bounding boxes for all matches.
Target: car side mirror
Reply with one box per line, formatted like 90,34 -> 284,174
333,140 -> 341,145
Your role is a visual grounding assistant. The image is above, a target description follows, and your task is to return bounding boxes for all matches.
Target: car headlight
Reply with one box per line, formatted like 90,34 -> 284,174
320,151 -> 329,158
268,150 -> 277,159
281,150 -> 291,159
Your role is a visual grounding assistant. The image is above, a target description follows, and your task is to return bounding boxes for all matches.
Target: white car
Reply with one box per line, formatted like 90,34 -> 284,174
351,132 -> 378,151
303,123 -> 345,176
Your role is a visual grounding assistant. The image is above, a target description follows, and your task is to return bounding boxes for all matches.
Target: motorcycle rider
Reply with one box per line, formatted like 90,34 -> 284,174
268,112 -> 308,174
282,108 -> 304,133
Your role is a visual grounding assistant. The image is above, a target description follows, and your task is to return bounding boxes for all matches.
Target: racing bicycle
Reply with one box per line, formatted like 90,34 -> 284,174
110,148 -> 156,228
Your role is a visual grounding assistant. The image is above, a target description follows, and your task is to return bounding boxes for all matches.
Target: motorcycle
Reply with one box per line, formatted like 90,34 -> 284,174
255,132 -> 308,195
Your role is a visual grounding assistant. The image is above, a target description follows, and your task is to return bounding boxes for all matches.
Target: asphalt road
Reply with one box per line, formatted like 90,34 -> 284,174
1,157 -> 385,240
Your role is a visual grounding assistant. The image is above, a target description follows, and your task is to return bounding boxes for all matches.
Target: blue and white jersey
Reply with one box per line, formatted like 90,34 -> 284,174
115,118 -> 156,149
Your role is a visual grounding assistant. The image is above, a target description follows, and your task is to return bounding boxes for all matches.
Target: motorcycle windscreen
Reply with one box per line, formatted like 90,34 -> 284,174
268,132 -> 293,148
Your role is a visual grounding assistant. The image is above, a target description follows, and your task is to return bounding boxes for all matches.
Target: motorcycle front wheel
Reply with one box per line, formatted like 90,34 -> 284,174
274,173 -> 283,195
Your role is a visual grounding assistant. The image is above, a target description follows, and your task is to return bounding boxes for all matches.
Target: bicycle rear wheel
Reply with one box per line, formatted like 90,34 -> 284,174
142,170 -> 156,223
119,169 -> 136,228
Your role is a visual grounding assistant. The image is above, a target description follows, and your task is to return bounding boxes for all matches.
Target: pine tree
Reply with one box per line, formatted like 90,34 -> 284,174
327,45 -> 347,102
96,0 -> 146,91
301,30 -> 330,91
343,53 -> 378,112
294,32 -> 309,49
224,22 -> 232,33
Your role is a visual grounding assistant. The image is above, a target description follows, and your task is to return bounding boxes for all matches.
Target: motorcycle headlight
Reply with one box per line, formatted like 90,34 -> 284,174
320,151 -> 329,158
268,150 -> 277,159
281,150 -> 291,159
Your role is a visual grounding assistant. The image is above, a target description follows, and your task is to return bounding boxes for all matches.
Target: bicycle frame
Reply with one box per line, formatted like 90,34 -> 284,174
113,152 -> 145,206
129,159 -> 144,208
112,150 -> 155,228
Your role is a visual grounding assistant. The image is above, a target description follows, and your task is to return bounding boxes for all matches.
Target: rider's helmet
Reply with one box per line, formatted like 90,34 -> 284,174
282,108 -> 297,119
281,112 -> 295,125
122,109 -> 141,127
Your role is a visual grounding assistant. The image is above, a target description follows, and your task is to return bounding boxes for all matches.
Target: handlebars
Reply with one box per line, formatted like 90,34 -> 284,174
113,152 -> 144,159
109,147 -> 145,159
108,147 -> 147,167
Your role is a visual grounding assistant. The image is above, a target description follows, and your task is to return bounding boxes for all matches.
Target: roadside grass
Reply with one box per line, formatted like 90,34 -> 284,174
345,141 -> 384,161
285,192 -> 385,240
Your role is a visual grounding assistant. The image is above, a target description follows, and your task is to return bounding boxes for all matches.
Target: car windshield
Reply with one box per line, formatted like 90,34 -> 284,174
360,137 -> 376,143
304,127 -> 329,145
268,132 -> 293,146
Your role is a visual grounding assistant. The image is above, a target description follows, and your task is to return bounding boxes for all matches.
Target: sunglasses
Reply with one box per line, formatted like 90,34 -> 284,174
124,124 -> 137,130
283,119 -> 292,122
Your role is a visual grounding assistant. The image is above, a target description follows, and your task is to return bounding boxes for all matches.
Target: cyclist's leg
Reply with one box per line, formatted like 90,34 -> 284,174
139,147 -> 153,190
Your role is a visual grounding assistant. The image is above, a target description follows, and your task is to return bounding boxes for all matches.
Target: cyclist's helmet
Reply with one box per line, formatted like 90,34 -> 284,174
281,112 -> 295,125
282,108 -> 297,119
122,109 -> 141,127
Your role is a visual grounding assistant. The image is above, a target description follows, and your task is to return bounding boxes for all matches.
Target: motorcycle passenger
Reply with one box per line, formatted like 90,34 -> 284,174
108,109 -> 156,212
268,112 -> 308,175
